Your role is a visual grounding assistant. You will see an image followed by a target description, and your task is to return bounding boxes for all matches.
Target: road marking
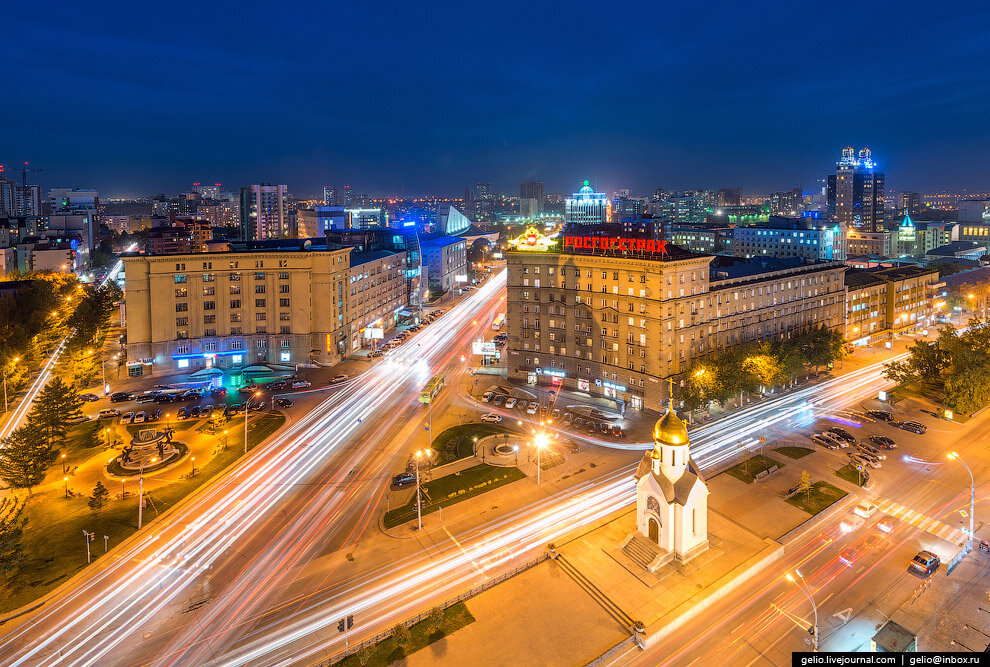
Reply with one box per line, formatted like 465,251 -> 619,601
819,592 -> 835,606
833,607 -> 853,622
732,621 -> 746,633
443,526 -> 488,578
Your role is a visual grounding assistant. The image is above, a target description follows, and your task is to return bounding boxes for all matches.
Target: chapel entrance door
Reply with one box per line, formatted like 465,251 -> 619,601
648,517 -> 659,543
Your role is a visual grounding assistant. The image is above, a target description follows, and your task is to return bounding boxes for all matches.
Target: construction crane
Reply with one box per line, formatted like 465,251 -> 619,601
20,161 -> 42,187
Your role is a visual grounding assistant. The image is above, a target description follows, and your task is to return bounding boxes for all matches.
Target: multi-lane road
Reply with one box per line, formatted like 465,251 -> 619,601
0,265 -> 954,666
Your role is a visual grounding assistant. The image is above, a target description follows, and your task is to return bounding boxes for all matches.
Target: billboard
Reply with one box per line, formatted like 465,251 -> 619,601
472,341 -> 497,356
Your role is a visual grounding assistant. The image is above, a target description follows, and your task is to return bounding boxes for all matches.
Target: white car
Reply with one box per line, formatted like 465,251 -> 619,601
854,501 -> 878,518
481,413 -> 502,424
67,414 -> 90,424
819,432 -> 848,448
840,513 -> 866,533
292,380 -> 313,388
134,411 -> 146,424
97,408 -> 121,419
504,397 -> 518,409
121,412 -> 134,424
526,402 -> 538,415
330,375 -> 348,384
482,392 -> 494,403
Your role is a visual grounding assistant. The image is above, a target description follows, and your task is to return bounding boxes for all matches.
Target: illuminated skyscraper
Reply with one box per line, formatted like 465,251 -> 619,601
239,184 -> 288,240
565,180 -> 609,225
827,147 -> 885,232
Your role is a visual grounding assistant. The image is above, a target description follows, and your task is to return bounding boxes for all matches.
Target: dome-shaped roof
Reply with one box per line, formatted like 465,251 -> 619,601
653,406 -> 689,445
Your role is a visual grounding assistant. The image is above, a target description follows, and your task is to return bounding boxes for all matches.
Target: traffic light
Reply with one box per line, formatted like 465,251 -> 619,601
808,626 -> 815,636
347,615 -> 354,629
337,619 -> 345,633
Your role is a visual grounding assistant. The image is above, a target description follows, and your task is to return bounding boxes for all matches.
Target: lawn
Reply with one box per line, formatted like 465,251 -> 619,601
538,448 -> 564,471
785,481 -> 848,515
431,423 -> 517,465
724,454 -> 784,484
834,463 -> 870,487
774,446 -> 815,460
0,412 -> 286,615
383,463 -> 525,529
334,602 -> 475,667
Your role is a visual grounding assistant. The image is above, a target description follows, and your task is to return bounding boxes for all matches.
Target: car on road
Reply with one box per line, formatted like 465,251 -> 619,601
121,412 -> 134,424
855,442 -> 885,459
854,412 -> 875,423
330,375 -> 348,385
97,408 -> 121,419
810,434 -> 839,450
895,420 -> 926,434
909,550 -> 940,576
840,513 -> 866,533
79,393 -> 100,402
611,425 -> 624,438
563,412 -> 574,424
867,410 -> 894,422
211,387 -> 228,397
110,392 -> 132,403
493,394 -> 506,407
504,397 -> 518,409
552,408 -> 562,420
827,426 -> 857,443
292,380 -> 313,388
134,411 -> 146,423
482,391 -> 494,403
599,422 -> 610,435
869,435 -> 897,449
839,545 -> 865,567
877,515 -> 898,533
275,398 -> 293,408
154,393 -> 178,404
136,393 -> 157,403
369,350 -> 383,358
526,402 -> 539,415
481,413 -> 502,424
267,380 -> 289,390
392,472 -> 416,488
154,384 -> 174,390
177,407 -> 189,419
854,501 -> 879,518
574,417 -> 584,427
67,414 -> 90,424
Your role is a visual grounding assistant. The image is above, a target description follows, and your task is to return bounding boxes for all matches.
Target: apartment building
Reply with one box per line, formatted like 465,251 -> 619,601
845,266 -> 943,345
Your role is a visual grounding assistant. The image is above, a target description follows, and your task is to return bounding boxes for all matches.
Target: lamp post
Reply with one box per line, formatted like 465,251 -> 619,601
138,457 -> 157,529
104,427 -> 111,447
948,451 -> 976,550
190,456 -> 196,477
533,431 -> 549,486
786,570 -> 818,651
513,444 -> 519,466
61,453 -> 67,474
63,476 -> 69,498
414,448 -> 433,531
245,391 -> 261,455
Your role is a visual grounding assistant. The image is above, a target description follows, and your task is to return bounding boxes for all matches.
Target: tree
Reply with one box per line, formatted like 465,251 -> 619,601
88,481 -> 111,513
798,470 -> 813,499
392,622 -> 411,650
0,496 -> 27,576
27,377 -> 82,451
742,344 -> 782,391
0,426 -> 58,491
428,606 -> 445,635
357,647 -> 372,666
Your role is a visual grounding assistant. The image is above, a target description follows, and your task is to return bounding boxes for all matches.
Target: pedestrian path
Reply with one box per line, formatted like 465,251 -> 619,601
874,497 -> 966,545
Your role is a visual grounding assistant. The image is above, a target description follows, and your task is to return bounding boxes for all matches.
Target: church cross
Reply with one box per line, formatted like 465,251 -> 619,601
666,377 -> 675,402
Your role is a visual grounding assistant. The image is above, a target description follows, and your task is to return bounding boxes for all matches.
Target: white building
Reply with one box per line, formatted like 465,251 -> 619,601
732,216 -> 844,261
420,235 -> 467,293
565,180 -> 609,226
239,184 -> 288,240
633,405 -> 709,568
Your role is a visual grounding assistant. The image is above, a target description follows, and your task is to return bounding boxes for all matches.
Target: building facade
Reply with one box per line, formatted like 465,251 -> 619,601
731,216 -> 844,261
827,147 -> 884,232
846,229 -> 892,258
505,231 -> 846,412
344,250 -> 409,351
565,181 -> 609,226
844,266 -> 943,345
420,235 -> 467,292
239,184 -> 288,240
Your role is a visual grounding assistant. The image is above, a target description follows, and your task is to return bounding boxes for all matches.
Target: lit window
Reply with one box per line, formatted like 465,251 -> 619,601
177,359 -> 190,369
279,351 -> 291,362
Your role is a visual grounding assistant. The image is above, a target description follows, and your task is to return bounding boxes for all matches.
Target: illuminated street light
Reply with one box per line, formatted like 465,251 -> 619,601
414,448 -> 433,530
138,457 -> 157,529
533,432 -> 550,485
948,451 -> 976,550
786,569 -> 818,651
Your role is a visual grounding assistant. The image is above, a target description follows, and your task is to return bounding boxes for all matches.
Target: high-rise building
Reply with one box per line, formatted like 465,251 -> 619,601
0,175 -> 15,217
239,184 -> 288,241
899,191 -> 922,216
520,181 -> 544,216
192,183 -> 224,200
827,147 -> 885,232
717,188 -> 741,207
323,186 -> 337,205
341,185 -> 353,207
565,180 -> 609,225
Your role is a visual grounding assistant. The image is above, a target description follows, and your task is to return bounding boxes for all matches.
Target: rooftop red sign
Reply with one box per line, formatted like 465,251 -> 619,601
563,236 -> 669,255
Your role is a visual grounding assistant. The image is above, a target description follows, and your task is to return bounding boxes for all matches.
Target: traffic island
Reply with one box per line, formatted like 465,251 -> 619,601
383,463 -> 526,529
774,446 -> 814,459
835,463 -> 870,487
432,423 -> 517,465
724,454 -> 784,483
785,481 -> 847,514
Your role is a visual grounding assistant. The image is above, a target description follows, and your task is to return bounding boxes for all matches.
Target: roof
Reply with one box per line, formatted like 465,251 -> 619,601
844,270 -> 886,289
420,235 -> 466,248
846,265 -> 940,286
871,620 -> 916,652
350,248 -> 401,266
941,266 -> 990,288
635,452 -> 706,506
926,241 -> 986,256
710,255 -> 843,282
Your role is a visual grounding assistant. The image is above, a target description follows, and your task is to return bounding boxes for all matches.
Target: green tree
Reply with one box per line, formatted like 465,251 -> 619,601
357,647 -> 372,666
428,606 -> 445,635
0,426 -> 58,491
798,470 -> 813,499
392,622 -> 411,650
88,481 -> 111,513
0,496 -> 27,576
26,376 -> 82,452
944,357 -> 990,414
742,343 -> 783,390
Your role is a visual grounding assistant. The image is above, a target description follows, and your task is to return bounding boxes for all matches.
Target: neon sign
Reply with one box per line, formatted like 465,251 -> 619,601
508,227 -> 557,251
564,236 -> 669,255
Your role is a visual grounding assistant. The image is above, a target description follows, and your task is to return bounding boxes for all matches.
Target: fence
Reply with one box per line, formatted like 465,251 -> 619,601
314,552 -> 550,667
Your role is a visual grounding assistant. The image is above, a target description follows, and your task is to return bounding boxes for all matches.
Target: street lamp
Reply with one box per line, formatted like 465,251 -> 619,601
138,457 -> 157,529
513,444 -> 519,466
190,456 -> 196,477
786,570 -> 818,651
414,448 -> 433,531
533,432 -> 550,486
104,427 -> 111,447
948,451 -> 976,550
245,391 -> 261,455
63,476 -> 69,498
61,453 -> 67,474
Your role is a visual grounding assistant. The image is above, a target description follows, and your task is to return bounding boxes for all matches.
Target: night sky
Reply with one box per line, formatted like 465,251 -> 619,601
5,1 -> 990,197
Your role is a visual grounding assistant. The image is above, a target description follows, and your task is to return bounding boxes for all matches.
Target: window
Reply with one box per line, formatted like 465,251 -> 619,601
176,330 -> 188,339
256,326 -> 267,334
230,299 -> 241,309
175,288 -> 188,298
175,303 -> 188,312
203,273 -> 214,283
203,301 -> 215,310
230,313 -> 242,322
255,285 -> 266,294
230,285 -> 241,295
278,271 -> 289,280
256,339 -> 267,349
279,298 -> 290,307
279,284 -> 290,294
204,328 -> 216,337
174,275 -> 187,284
281,338 -> 291,349
230,326 -> 242,334
231,354 -> 243,363
255,299 -> 266,308
175,316 -> 188,326
230,340 -> 244,350
230,272 -> 241,281
280,325 -> 290,334
256,312 -> 267,321
175,263 -> 186,272
255,272 -> 266,280
279,312 -> 290,321
204,314 -> 216,324
203,286 -> 215,296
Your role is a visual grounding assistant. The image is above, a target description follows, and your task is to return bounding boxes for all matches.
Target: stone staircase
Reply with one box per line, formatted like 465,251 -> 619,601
622,533 -> 661,571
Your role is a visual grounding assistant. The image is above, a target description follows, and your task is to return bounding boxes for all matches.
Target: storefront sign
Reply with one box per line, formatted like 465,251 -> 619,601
541,369 -> 566,378
364,327 -> 384,339
472,341 -> 497,356
508,227 -> 558,252
564,236 -> 668,255
578,379 -> 590,391
595,379 -> 627,392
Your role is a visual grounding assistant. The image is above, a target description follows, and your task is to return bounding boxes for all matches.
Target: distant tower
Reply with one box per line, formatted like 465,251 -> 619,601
827,146 -> 885,232
565,180 -> 609,226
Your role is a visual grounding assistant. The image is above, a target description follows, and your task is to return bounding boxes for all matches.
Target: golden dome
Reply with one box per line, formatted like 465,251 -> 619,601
653,406 -> 689,445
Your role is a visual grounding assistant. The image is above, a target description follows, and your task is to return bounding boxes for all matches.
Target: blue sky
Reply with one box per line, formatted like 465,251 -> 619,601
5,1 -> 990,197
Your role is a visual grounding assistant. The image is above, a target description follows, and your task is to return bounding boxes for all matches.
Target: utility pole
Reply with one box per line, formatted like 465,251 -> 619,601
82,530 -> 92,564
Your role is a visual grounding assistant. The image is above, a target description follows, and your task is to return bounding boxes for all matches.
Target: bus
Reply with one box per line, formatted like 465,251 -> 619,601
419,375 -> 445,403
492,313 -> 506,330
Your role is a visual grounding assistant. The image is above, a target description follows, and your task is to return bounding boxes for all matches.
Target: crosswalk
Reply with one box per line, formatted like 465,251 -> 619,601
873,497 -> 967,546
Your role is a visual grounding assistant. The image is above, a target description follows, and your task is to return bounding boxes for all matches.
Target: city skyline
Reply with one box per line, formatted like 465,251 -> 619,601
5,1 -> 990,197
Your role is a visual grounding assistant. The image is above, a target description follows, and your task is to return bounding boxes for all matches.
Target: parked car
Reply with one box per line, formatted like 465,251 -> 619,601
563,412 -> 574,424
827,426 -> 856,443
867,409 -> 894,422
599,422 -> 610,434
134,411 -> 146,423
179,391 -> 200,401
176,407 -> 189,419
67,414 -> 90,424
330,375 -> 348,384
79,393 -> 100,402
121,412 -> 134,424
526,402 -> 538,415
811,434 -> 839,450
848,452 -> 881,469
148,409 -> 162,422
869,435 -> 897,449
482,391 -> 494,403
370,350 -> 383,358
275,398 -> 293,408
226,404 -> 245,417
895,420 -> 927,434
481,413 -> 502,424
210,387 -> 228,397
189,405 -> 202,418
855,442 -> 885,459
853,501 -> 879,518
504,397 -> 518,409
267,380 -> 289,390
909,550 -> 940,576
552,408 -> 562,420
574,417 -> 585,427
493,394 -> 506,407
154,393 -> 177,404
292,380 -> 313,388
238,384 -> 260,394
154,384 -> 174,390
818,432 -> 848,448
110,392 -> 132,403
392,472 -> 416,487
611,425 -> 624,438
136,393 -> 157,404
97,408 -> 121,419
